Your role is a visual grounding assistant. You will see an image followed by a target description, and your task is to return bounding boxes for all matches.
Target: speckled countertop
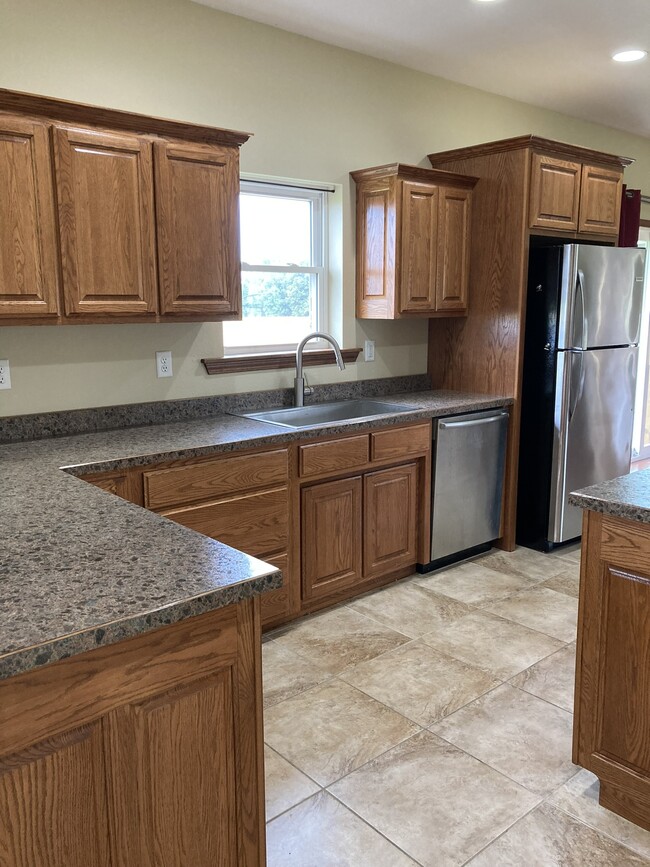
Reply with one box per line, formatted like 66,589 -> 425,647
1,389 -> 510,681
569,469 -> 650,524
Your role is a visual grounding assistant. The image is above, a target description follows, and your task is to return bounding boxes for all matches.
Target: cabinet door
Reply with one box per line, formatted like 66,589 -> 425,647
436,185 -> 471,313
399,180 -> 438,313
155,141 -> 241,317
302,477 -> 363,601
0,722 -> 111,867
529,153 -> 581,232
364,464 -> 418,579
355,179 -> 395,319
578,164 -> 622,236
53,125 -> 157,316
0,116 -> 60,318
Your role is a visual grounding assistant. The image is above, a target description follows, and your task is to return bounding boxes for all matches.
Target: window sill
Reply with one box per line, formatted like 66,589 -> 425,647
201,347 -> 362,375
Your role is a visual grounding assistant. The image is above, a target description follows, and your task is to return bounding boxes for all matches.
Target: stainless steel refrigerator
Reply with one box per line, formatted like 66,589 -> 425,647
517,244 -> 646,550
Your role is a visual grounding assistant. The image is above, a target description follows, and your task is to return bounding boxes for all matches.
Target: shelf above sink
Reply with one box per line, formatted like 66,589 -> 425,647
231,399 -> 418,430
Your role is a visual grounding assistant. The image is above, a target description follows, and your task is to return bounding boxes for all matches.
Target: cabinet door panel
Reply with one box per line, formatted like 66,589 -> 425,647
355,180 -> 395,318
0,722 -> 111,867
54,126 -> 157,316
302,477 -> 363,601
579,165 -> 622,236
155,141 -> 241,317
364,464 -> 418,579
529,153 -> 581,231
0,116 -> 60,317
399,181 -> 438,313
437,186 -> 471,313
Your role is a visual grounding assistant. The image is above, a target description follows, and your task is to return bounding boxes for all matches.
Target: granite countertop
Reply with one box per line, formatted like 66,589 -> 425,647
569,469 -> 650,524
1,388 -> 510,681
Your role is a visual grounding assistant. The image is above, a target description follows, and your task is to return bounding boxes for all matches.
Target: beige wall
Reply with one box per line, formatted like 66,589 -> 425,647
1,0 -> 649,415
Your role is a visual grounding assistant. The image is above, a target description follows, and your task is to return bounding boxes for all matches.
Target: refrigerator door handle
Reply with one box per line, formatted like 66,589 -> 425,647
568,350 -> 584,422
573,269 -> 587,350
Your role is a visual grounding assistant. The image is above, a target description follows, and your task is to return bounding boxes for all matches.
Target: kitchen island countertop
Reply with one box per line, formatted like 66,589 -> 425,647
1,389 -> 510,681
569,468 -> 650,524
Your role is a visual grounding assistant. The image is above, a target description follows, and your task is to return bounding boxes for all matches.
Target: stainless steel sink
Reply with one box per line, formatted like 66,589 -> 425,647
232,399 -> 417,430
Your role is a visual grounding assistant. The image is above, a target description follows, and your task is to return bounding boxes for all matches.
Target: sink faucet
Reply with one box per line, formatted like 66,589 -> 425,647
295,332 -> 345,407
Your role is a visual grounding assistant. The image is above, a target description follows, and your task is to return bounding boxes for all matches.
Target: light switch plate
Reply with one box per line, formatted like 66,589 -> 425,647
364,340 -> 375,362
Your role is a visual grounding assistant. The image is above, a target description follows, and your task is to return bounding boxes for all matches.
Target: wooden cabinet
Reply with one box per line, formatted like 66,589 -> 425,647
155,142 -> 241,318
53,126 -> 158,317
0,115 -> 60,318
0,87 -> 250,325
351,163 -> 476,319
0,601 -> 265,865
529,150 -> 623,237
574,510 -> 650,832
302,476 -> 363,601
363,464 -> 418,579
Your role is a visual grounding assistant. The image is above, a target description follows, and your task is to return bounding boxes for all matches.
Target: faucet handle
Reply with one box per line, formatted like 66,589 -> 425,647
304,385 -> 314,398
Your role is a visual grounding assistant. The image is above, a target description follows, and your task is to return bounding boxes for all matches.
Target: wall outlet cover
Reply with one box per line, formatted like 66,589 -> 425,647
364,340 -> 375,362
156,350 -> 173,378
0,359 -> 11,390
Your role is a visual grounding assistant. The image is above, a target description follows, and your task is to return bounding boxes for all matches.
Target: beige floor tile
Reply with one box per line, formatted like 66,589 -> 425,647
432,683 -> 577,795
264,745 -> 320,821
349,579 -> 471,638
272,606 -> 410,675
548,769 -> 650,859
341,640 -> 499,726
414,560 -> 538,605
510,643 -> 576,712
264,679 -> 419,786
262,640 -> 332,708
539,567 -> 581,598
421,610 -> 564,679
467,802 -> 647,866
266,791 -> 419,867
480,545 -> 570,582
330,730 -> 540,867
485,586 -> 579,642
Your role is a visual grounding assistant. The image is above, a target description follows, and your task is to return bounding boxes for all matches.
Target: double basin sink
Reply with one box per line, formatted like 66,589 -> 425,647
233,399 -> 418,430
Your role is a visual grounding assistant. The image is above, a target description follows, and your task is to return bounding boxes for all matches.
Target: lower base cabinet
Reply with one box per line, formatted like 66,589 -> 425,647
364,464 -> 418,579
0,599 -> 265,866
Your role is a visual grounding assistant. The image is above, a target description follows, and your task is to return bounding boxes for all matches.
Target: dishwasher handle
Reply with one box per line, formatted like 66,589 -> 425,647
438,412 -> 509,430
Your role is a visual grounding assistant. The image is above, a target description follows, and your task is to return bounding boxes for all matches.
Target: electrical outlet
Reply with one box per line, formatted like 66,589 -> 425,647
0,359 -> 11,390
364,340 -> 375,362
156,350 -> 173,378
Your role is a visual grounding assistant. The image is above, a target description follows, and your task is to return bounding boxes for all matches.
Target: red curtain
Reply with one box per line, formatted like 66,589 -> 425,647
619,185 -> 641,247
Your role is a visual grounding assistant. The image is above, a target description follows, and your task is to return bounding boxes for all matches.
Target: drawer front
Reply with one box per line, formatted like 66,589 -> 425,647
259,553 -> 293,628
299,435 -> 369,478
144,449 -> 288,510
371,423 -> 430,462
161,488 -> 288,557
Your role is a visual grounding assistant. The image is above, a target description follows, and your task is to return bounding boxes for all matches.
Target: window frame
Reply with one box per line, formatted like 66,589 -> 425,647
223,178 -> 330,355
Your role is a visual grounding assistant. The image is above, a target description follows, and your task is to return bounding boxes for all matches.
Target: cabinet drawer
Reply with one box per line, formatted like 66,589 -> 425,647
161,487 -> 288,557
371,423 -> 430,462
144,449 -> 288,510
299,435 -> 369,478
259,553 -> 293,628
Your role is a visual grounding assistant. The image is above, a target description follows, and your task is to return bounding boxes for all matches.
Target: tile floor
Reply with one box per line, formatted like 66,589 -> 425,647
262,545 -> 650,866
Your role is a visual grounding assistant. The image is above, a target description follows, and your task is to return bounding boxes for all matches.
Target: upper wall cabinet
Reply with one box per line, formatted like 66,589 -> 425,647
0,115 -> 60,318
351,164 -> 476,319
0,88 -> 250,325
528,145 -> 624,237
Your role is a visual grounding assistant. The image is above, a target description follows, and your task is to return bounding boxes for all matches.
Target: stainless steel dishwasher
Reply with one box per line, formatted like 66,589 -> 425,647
419,409 -> 509,571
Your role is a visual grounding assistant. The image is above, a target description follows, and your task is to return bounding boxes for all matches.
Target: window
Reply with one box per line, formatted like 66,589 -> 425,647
223,180 -> 329,353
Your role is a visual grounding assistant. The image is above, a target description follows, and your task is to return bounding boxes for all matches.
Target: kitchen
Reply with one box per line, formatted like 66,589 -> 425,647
2,0 -> 650,864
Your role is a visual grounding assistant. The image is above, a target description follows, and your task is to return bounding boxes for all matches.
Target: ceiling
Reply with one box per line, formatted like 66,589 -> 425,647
193,0 -> 650,139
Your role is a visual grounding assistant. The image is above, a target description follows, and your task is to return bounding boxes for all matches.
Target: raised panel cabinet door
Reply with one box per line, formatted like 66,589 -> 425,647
578,164 -> 623,236
529,153 -> 581,231
0,721 -> 111,867
301,476 -> 363,601
355,179 -> 396,318
436,186 -> 471,313
399,180 -> 438,313
155,141 -> 241,317
53,125 -> 157,316
0,116 -> 60,318
363,463 -> 418,579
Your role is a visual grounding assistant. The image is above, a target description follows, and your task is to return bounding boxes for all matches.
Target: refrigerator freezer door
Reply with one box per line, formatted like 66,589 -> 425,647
549,346 -> 638,543
558,246 -> 645,350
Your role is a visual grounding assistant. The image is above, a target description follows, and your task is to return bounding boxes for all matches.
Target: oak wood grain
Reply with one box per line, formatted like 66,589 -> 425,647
363,463 -> 418,579
579,164 -> 623,236
370,422 -> 431,462
202,347 -> 361,375
528,153 -> 581,231
436,185 -> 471,312
398,180 -> 438,313
299,434 -> 369,478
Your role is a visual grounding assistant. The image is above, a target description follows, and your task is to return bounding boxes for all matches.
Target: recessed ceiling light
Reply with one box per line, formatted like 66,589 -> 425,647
612,49 -> 647,62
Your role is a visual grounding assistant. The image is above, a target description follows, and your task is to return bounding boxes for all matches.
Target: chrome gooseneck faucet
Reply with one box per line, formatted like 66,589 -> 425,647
294,332 -> 345,407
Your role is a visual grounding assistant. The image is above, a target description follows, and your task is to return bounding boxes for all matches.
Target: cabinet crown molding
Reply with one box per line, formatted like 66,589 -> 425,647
350,162 -> 478,188
0,87 -> 252,147
428,135 -> 633,170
